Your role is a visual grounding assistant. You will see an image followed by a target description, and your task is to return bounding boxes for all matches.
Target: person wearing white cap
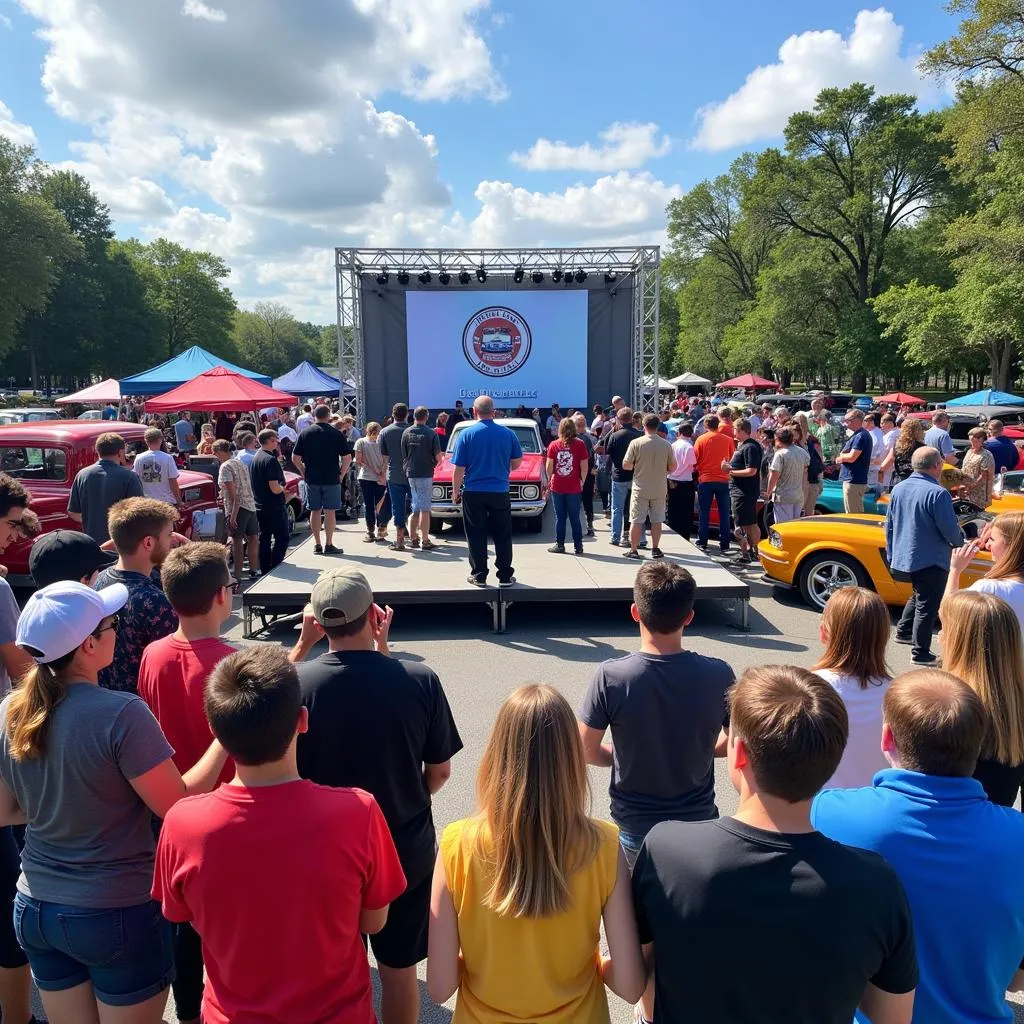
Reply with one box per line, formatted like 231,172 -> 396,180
0,581 -> 227,1023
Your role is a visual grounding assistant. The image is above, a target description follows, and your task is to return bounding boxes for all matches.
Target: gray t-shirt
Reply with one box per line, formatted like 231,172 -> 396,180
67,459 -> 145,543
769,444 -> 810,504
379,420 -> 411,485
579,651 -> 734,836
0,683 -> 173,907
401,423 -> 441,480
0,579 -> 18,697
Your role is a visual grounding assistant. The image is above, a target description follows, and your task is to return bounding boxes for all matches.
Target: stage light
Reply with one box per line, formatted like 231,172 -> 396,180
418,270 -> 432,284
476,265 -> 487,283
458,268 -> 471,285
552,268 -> 563,283
604,271 -> 617,284
376,268 -> 389,285
439,269 -> 450,285
531,270 -> 544,284
513,265 -> 524,283
574,268 -> 587,283
397,269 -> 410,285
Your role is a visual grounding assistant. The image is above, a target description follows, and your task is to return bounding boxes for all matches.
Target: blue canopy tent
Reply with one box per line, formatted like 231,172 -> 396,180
946,389 -> 1024,407
273,361 -> 353,398
119,346 -> 271,395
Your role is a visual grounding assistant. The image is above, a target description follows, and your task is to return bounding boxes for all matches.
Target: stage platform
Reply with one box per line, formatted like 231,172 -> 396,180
242,511 -> 750,636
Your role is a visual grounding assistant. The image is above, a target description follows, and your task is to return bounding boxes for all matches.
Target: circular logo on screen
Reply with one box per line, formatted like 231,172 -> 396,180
462,307 -> 532,377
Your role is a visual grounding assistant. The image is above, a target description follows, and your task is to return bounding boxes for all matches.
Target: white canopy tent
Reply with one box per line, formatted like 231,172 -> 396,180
668,371 -> 712,387
642,375 -> 677,391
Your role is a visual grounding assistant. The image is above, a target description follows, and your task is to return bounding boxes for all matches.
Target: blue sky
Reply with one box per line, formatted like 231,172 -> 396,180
0,0 -> 961,320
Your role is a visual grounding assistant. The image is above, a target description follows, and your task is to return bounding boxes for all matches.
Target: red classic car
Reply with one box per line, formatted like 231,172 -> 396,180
0,422 -> 302,586
430,417 -> 548,533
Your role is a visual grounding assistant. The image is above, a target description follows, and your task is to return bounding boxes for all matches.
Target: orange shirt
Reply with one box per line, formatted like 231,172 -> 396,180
693,429 -> 736,483
719,421 -> 735,439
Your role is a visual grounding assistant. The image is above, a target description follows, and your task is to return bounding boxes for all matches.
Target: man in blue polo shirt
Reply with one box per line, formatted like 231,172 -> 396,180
813,670 -> 1024,1024
985,418 -> 1019,476
451,395 -> 522,588
834,408 -> 874,513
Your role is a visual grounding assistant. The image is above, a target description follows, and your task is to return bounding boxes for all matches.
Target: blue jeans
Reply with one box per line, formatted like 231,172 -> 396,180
698,481 -> 731,550
619,829 -> 646,871
611,480 -> 646,544
388,482 -> 410,530
552,491 -> 583,548
13,893 -> 173,1006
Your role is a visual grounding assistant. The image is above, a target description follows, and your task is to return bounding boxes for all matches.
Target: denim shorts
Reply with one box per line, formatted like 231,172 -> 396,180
407,477 -> 433,514
305,482 -> 342,512
13,893 -> 174,1006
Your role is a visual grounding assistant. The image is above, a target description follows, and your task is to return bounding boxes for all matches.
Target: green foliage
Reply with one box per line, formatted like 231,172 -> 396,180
232,302 -> 321,378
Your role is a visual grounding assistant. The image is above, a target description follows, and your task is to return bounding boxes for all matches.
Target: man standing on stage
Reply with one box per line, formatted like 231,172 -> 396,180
451,395 -> 522,588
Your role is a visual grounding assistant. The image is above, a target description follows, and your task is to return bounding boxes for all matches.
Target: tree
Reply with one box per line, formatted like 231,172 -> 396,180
0,138 -> 80,358
748,85 -> 950,389
232,302 -> 320,378
118,238 -> 237,361
672,256 -> 741,380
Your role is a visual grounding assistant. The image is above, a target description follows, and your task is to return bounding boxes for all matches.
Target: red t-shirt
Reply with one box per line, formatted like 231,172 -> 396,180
154,781 -> 406,1024
546,438 -> 589,495
138,634 -> 236,785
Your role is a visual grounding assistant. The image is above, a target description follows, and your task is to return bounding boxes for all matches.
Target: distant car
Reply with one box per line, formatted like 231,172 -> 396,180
77,409 -> 104,420
0,408 -> 60,426
431,417 -> 548,533
814,480 -> 882,515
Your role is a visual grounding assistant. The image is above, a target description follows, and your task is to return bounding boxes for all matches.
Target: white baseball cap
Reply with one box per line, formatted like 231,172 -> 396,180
16,581 -> 129,664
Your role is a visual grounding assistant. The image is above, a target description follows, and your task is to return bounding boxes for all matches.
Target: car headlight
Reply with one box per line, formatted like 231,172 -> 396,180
431,485 -> 444,500
521,484 -> 540,500
769,529 -> 784,550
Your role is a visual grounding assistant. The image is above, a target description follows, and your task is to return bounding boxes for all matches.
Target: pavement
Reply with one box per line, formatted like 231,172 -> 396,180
35,513 -> 1024,1023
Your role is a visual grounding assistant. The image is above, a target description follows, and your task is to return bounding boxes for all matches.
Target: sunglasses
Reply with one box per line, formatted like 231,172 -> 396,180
93,614 -> 120,636
223,579 -> 241,594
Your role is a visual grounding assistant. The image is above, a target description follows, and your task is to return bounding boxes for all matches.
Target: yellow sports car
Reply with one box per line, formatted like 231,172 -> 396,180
758,503 -> 994,611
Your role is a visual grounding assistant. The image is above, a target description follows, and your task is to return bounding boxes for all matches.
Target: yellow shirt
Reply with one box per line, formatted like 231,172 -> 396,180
441,816 -> 620,1024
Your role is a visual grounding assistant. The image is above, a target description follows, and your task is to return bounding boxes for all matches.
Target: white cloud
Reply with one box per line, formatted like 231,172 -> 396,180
511,122 -> 671,172
0,13 -> 12,29
181,0 -> 226,22
692,7 -> 928,151
0,101 -> 37,145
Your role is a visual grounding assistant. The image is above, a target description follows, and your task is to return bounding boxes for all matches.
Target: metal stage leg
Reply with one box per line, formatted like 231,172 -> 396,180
739,599 -> 749,631
243,604 -> 253,640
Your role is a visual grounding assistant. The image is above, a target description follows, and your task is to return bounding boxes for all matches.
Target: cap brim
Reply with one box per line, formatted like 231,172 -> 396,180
93,550 -> 117,572
96,583 -> 129,617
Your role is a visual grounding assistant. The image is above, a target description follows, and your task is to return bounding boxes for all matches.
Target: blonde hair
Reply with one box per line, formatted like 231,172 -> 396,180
986,511 -> 1024,583
200,422 -> 214,437
364,421 -> 381,438
6,650 -> 75,760
813,587 -> 890,688
557,417 -> 578,443
941,590 -> 1024,765
894,417 -> 925,454
792,411 -> 810,442
473,684 -> 600,917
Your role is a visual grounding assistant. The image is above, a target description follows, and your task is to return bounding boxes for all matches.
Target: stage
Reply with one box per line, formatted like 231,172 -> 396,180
242,509 -> 750,636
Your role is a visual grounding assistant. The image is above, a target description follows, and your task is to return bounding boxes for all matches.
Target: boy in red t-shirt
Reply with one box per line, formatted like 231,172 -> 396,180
153,645 -> 406,1024
139,541 -> 238,1023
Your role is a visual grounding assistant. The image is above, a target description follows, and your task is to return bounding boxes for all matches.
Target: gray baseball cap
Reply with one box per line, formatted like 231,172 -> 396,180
310,567 -> 373,627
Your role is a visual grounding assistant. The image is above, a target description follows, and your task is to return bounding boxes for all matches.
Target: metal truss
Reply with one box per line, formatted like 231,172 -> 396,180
335,246 -> 661,421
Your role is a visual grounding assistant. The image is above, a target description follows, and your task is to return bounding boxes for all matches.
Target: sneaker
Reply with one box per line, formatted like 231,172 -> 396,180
638,541 -> 648,549
912,652 -> 940,666
610,537 -> 620,546
894,635 -> 913,645
574,546 -> 585,555
695,541 -> 708,552
324,543 -> 341,555
547,544 -> 566,554
498,577 -> 516,588
467,574 -> 487,586
248,569 -> 260,580
313,543 -> 324,554
586,526 -> 595,537
623,549 -> 642,559
651,547 -> 664,559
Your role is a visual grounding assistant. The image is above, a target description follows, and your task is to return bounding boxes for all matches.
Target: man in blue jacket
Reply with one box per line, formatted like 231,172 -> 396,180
885,447 -> 962,665
813,670 -> 1024,1024
985,418 -> 1019,476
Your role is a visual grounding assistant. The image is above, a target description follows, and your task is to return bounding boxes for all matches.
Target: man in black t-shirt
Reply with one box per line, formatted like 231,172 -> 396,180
249,428 -> 290,572
632,665 -> 917,1024
290,567 -> 462,1024
602,406 -> 644,547
724,417 -> 763,564
292,405 -> 353,556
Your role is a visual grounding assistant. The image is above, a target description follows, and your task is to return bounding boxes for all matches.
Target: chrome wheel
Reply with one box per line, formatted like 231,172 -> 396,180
797,552 -> 868,610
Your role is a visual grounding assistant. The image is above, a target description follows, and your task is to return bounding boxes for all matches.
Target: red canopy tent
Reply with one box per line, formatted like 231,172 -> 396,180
718,373 -> 779,390
144,366 -> 297,414
876,392 -> 926,405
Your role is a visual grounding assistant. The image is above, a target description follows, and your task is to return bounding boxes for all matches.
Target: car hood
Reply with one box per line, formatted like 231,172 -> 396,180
434,452 -> 543,481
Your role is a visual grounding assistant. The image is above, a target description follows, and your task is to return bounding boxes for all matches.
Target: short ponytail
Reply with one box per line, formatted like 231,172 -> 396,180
6,651 -> 72,760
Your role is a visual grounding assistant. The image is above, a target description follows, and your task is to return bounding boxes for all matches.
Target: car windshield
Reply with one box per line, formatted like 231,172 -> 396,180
447,422 -> 541,454
0,445 -> 67,482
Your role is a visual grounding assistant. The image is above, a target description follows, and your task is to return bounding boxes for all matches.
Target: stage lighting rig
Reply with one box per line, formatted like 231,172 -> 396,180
513,265 -> 525,283
476,265 -> 487,283
376,268 -> 389,285
604,271 -> 617,284
458,268 -> 471,285
574,268 -> 587,283
397,269 -> 410,285
418,270 -> 432,284
531,270 -> 544,284
439,269 -> 450,285
552,268 -> 563,283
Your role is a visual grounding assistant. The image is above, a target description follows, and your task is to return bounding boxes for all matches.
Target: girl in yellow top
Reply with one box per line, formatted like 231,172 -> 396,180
427,684 -> 645,1023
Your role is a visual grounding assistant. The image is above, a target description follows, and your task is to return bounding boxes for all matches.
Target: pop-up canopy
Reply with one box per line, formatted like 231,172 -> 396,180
143,367 -> 296,413
56,379 -> 121,405
120,345 -> 271,395
718,373 -> 779,390
946,389 -> 1024,407
668,372 -> 712,386
272,361 -> 343,397
876,392 -> 926,405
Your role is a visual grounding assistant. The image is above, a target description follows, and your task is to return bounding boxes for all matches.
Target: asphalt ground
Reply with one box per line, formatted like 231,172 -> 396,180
20,513 -> 1024,1022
